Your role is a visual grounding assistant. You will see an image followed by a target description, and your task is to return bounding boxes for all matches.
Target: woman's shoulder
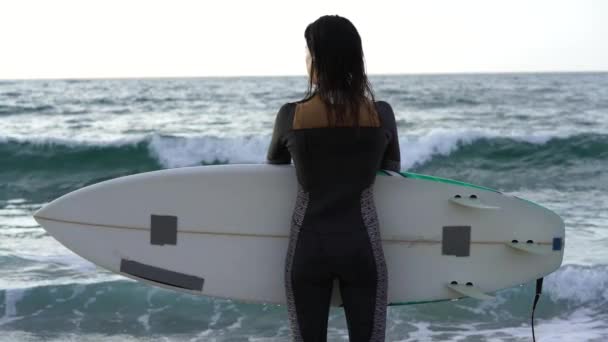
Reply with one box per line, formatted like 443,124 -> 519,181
279,101 -> 298,110
373,100 -> 396,127
373,100 -> 393,112
279,97 -> 315,125
273,102 -> 298,133
276,102 -> 297,119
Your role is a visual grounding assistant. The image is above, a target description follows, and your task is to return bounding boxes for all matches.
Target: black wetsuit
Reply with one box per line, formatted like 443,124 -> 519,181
266,100 -> 401,342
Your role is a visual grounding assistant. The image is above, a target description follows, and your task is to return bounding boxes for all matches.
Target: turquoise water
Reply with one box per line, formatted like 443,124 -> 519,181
1,73 -> 607,341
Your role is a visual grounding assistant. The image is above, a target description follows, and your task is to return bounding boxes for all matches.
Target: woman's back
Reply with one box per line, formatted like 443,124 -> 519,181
267,95 -> 400,342
268,96 -> 400,233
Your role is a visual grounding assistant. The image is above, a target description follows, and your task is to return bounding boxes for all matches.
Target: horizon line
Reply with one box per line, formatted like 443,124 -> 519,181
1,69 -> 607,82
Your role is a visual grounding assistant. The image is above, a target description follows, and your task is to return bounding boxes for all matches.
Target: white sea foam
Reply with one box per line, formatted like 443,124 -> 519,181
544,264 -> 608,304
143,130 -> 576,169
0,129 -> 579,170
0,133 -> 144,147
147,133 -> 265,168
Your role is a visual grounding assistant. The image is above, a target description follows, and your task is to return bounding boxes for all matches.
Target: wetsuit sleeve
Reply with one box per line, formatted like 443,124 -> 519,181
266,103 -> 293,164
377,101 -> 401,172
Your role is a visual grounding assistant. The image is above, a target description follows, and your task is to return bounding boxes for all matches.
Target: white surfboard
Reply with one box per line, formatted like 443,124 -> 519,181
33,164 -> 565,306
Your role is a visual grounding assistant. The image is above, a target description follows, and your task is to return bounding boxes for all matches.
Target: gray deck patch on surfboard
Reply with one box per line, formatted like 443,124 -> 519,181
120,259 -> 204,291
442,226 -> 471,257
150,214 -> 177,245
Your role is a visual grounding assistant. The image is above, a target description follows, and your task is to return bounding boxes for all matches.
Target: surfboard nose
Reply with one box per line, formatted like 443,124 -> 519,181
32,203 -> 62,239
32,181 -> 97,229
32,193 -> 72,231
33,203 -> 50,225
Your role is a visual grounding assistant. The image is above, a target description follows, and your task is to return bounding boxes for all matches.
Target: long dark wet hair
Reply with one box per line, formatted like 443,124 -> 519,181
303,15 -> 376,128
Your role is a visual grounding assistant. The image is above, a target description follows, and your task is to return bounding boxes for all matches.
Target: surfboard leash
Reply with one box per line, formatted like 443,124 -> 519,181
531,277 -> 544,342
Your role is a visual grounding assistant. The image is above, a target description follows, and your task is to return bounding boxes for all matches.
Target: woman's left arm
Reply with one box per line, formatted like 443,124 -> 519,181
266,103 -> 292,164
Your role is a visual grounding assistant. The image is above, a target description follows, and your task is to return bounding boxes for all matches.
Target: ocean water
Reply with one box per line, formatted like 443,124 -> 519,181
1,73 -> 607,341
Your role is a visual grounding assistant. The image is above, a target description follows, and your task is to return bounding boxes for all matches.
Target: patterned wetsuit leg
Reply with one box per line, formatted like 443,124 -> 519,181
352,184 -> 388,342
285,185 -> 308,341
285,185 -> 336,342
284,185 -> 388,342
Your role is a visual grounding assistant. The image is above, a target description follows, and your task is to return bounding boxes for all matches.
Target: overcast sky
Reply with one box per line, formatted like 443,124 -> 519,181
1,0 -> 606,79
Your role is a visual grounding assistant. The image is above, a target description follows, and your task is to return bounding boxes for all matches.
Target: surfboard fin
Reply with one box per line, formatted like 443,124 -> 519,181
449,194 -> 499,210
447,282 -> 495,300
506,241 -> 551,255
